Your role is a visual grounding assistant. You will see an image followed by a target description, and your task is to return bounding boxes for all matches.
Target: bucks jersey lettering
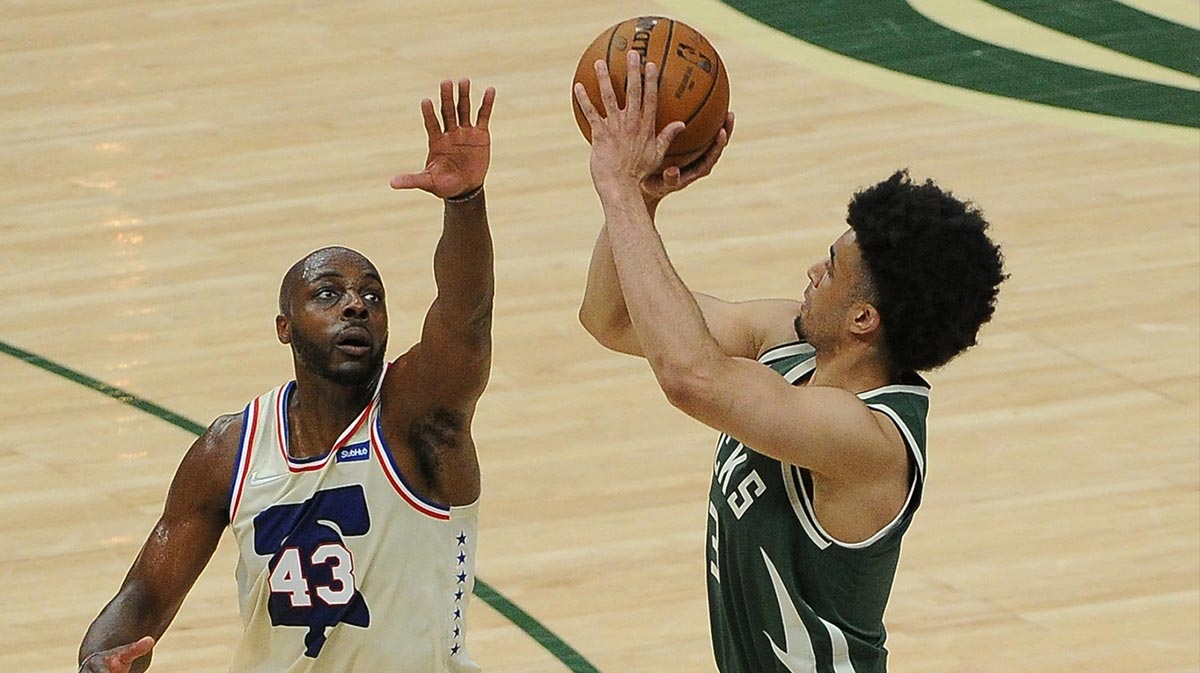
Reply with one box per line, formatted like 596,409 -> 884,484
706,342 -> 930,673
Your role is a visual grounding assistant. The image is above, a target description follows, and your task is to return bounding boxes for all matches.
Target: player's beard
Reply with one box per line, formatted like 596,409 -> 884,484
291,328 -> 387,386
793,314 -> 807,342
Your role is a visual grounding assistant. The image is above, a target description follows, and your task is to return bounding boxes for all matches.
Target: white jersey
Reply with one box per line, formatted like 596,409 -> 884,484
227,365 -> 480,673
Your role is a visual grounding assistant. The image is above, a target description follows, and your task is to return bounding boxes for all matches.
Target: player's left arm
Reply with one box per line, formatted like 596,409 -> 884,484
388,77 -> 496,412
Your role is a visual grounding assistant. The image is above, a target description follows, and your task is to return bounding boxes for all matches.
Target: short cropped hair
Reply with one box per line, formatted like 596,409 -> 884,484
848,170 -> 1007,372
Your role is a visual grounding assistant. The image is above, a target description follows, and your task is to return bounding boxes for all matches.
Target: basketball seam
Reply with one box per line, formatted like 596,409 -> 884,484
659,19 -> 674,91
683,49 -> 720,129
669,48 -> 723,158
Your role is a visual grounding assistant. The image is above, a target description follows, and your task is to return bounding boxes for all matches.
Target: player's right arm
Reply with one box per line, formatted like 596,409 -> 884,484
79,414 -> 240,673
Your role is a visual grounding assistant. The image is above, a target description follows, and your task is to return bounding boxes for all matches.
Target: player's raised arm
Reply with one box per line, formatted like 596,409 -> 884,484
389,78 -> 496,412
578,113 -> 746,356
574,58 -> 795,361
79,416 -> 240,673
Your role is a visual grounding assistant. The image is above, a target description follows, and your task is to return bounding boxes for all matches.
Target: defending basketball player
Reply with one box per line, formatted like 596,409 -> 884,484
575,51 -> 1006,672
78,77 -> 495,673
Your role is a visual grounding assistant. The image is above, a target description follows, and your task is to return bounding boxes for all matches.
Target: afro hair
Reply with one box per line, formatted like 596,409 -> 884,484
847,170 -> 1007,373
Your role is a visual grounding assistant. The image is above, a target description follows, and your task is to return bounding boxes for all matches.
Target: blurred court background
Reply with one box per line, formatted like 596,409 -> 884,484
2,1 -> 1197,671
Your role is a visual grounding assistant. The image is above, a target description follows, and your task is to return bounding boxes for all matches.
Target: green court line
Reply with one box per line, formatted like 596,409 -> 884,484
982,0 -> 1200,76
722,0 -> 1200,127
1,341 -> 208,436
473,582 -> 599,672
0,339 -> 600,673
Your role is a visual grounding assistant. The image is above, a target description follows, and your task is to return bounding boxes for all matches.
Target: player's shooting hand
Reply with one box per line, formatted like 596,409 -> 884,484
79,637 -> 155,673
391,78 -> 495,200
575,51 -> 685,194
641,111 -> 734,210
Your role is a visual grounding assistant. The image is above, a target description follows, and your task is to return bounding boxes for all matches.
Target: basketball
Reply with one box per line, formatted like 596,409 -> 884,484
572,16 -> 730,168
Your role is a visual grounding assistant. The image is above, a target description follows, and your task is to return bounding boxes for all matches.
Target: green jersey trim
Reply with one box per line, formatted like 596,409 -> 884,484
759,341 -> 815,364
758,342 -> 930,550
780,461 -> 833,550
866,402 -> 927,480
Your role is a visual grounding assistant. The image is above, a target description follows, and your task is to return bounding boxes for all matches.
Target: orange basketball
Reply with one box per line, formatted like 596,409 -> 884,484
572,16 -> 730,168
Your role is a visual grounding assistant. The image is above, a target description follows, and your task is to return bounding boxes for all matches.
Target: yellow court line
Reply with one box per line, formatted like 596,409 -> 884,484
910,0 -> 1199,90
656,0 -> 1199,147
1118,0 -> 1200,29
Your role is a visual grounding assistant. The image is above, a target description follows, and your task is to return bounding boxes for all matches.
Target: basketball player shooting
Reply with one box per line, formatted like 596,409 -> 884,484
575,50 -> 1005,672
78,77 -> 496,673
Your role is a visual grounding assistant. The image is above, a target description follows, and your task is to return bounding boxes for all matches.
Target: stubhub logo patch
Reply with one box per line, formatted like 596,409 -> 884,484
337,441 -> 371,463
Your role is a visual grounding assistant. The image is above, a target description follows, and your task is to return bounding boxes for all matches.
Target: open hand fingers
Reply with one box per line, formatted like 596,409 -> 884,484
640,58 -> 658,129
456,78 -> 472,128
677,112 -> 735,182
656,120 -> 686,160
573,82 -> 601,129
419,97 -> 441,139
625,50 -> 642,118
390,170 -> 435,191
594,59 -> 620,120
439,79 -> 457,132
475,86 -> 496,130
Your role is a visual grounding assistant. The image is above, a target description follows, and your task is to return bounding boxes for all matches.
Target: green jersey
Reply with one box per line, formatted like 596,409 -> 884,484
706,342 -> 930,673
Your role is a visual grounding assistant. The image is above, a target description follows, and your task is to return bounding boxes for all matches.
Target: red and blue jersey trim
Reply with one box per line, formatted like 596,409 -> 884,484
228,396 -> 261,522
275,381 -> 377,473
370,415 -> 451,521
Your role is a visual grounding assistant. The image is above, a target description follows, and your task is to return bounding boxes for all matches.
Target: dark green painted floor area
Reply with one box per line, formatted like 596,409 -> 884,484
723,0 -> 1200,127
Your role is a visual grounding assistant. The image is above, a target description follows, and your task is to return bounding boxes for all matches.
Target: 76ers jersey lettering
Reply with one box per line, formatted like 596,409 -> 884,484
227,368 -> 481,673
254,485 -> 371,658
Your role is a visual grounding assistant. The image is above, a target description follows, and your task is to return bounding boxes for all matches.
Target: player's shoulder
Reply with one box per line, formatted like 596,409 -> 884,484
184,412 -> 244,468
161,412 -> 245,511
205,412 -> 244,445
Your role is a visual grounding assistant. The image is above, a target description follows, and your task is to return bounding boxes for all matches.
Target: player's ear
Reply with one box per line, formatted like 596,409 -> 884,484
276,314 -> 291,345
849,301 -> 881,337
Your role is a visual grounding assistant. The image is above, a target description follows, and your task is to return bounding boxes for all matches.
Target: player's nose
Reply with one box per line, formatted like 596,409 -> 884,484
806,259 -> 825,285
341,292 -> 368,319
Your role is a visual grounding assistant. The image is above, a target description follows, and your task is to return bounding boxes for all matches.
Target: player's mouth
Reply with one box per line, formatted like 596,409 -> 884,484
334,326 -> 373,357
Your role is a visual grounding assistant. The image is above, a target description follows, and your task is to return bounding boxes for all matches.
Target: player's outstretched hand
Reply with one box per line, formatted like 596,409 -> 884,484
79,637 -> 155,673
641,111 -> 734,209
391,78 -> 495,199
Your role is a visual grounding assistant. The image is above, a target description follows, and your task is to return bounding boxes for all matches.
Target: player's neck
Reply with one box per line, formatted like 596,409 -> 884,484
808,344 -> 892,394
286,371 -> 378,458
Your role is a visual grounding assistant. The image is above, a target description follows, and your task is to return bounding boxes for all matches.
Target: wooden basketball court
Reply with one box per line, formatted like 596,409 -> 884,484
3,1 -> 1196,671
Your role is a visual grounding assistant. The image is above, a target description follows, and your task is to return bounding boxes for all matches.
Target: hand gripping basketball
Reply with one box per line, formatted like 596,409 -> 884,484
574,51 -> 688,189
572,16 -> 730,168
